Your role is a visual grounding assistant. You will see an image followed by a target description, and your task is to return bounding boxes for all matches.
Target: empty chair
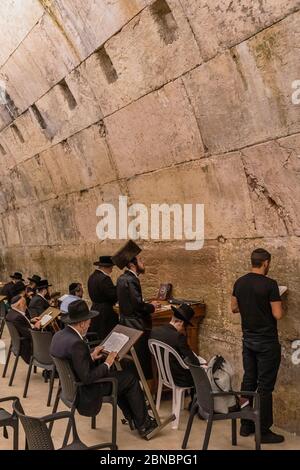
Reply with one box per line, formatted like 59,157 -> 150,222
182,361 -> 261,450
0,396 -> 19,450
51,355 -> 118,449
23,330 -> 56,407
13,399 -> 98,450
148,339 -> 195,429
2,321 -> 25,386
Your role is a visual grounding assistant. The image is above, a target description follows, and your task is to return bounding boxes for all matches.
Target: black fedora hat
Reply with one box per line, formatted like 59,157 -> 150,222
62,299 -> 99,324
112,240 -> 142,269
171,303 -> 195,326
93,256 -> 114,267
28,274 -> 41,284
37,279 -> 52,289
10,272 -> 24,281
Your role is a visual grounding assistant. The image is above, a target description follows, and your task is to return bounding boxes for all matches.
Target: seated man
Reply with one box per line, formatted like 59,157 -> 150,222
6,295 -> 41,364
1,272 -> 24,303
50,299 -> 156,438
60,282 -> 83,314
150,303 -> 204,387
28,279 -> 51,318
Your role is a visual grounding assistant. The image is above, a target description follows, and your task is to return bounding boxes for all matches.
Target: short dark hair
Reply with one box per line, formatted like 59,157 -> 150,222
126,257 -> 138,269
251,248 -> 271,267
69,282 -> 81,295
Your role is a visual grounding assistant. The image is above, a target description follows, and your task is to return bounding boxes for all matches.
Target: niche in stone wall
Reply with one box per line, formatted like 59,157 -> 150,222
150,0 -> 179,45
58,78 -> 77,110
11,123 -> 24,143
0,142 -> 6,155
96,46 -> 118,84
30,104 -> 47,130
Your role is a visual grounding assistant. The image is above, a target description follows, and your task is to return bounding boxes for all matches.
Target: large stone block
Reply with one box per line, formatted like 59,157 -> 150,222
44,0 -> 150,60
241,136 -> 300,237
35,67 -> 102,145
127,153 -> 255,239
2,213 -> 21,247
180,0 -> 300,61
1,13 -> 79,114
0,0 -> 43,66
105,79 -> 204,178
184,10 -> 300,153
83,0 -> 202,115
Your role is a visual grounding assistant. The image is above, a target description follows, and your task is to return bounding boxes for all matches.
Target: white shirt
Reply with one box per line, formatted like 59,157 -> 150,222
127,269 -> 139,279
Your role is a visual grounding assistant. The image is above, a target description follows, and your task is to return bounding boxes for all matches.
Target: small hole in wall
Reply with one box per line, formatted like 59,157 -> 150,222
59,79 -> 77,110
0,142 -> 6,155
150,0 -> 179,45
11,123 -> 25,143
96,47 -> 118,84
30,104 -> 47,129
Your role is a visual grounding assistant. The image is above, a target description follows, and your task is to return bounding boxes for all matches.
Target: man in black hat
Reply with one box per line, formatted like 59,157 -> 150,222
50,300 -> 157,438
113,241 -> 160,380
151,303 -> 203,387
26,275 -> 41,303
88,256 -> 118,341
1,272 -> 25,303
60,282 -> 83,313
6,295 -> 42,364
28,279 -> 51,318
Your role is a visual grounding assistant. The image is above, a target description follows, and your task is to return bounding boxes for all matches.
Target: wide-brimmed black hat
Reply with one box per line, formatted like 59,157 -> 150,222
28,274 -> 41,284
12,281 -> 26,296
62,299 -> 99,324
112,240 -> 142,269
93,256 -> 114,267
10,272 -> 24,281
37,279 -> 52,290
171,303 -> 195,326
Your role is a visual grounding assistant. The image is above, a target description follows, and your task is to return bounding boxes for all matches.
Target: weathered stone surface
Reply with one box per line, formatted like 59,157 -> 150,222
184,10 -> 300,153
0,0 -> 43,66
180,0 -> 300,61
127,154 -> 256,239
105,79 -> 204,178
83,0 -> 202,115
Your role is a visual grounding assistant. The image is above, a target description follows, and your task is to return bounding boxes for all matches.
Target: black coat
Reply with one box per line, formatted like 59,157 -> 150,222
1,281 -> 15,303
88,270 -> 118,340
28,294 -> 49,318
117,270 -> 155,380
50,326 -> 109,417
150,323 -> 200,387
6,308 -> 32,364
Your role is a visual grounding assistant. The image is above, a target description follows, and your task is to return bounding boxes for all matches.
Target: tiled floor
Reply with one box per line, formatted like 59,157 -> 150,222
0,328 -> 299,451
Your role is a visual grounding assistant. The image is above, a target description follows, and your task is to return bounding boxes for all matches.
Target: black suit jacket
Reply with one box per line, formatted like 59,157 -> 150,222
117,270 -> 155,331
6,308 -> 32,364
28,294 -> 49,318
50,326 -> 109,416
150,323 -> 199,387
88,270 -> 118,339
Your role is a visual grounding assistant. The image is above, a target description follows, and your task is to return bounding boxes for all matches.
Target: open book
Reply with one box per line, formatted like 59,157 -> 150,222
101,332 -> 129,354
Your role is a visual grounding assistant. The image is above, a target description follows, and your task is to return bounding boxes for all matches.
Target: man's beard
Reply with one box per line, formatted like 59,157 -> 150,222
137,266 -> 145,275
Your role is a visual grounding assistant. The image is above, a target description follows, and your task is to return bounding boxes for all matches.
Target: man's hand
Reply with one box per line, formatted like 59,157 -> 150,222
91,345 -> 105,362
105,351 -> 118,367
31,316 -> 40,324
151,301 -> 161,309
34,320 -> 42,330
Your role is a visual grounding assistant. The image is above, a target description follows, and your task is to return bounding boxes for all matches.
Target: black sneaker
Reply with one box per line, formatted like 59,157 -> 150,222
138,416 -> 158,439
240,424 -> 255,436
261,431 -> 285,444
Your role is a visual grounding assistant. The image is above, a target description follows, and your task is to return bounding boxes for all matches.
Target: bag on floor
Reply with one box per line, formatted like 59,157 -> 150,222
206,355 -> 238,413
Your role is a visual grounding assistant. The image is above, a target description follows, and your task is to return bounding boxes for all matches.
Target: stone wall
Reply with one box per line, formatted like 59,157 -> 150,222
0,0 -> 300,432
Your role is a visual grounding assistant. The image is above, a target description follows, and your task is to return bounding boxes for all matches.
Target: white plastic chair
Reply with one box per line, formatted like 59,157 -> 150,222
148,339 -> 202,430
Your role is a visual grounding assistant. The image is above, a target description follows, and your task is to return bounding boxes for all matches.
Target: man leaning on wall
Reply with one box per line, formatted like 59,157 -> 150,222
231,248 -> 284,444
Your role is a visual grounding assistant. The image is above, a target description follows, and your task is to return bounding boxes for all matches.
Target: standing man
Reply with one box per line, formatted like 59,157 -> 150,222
231,248 -> 284,444
113,241 -> 159,380
28,279 -> 51,318
88,256 -> 118,340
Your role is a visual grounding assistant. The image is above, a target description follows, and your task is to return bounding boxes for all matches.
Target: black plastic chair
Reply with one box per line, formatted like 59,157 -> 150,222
13,399 -> 98,450
0,396 -> 19,449
51,356 -> 118,450
23,330 -> 56,406
2,321 -> 25,386
182,361 -> 261,450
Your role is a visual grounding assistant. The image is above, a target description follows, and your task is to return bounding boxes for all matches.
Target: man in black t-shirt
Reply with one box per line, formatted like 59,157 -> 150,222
232,248 -> 284,444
